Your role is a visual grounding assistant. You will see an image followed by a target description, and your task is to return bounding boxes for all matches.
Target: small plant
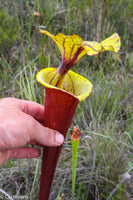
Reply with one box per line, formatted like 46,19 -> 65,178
71,126 -> 82,200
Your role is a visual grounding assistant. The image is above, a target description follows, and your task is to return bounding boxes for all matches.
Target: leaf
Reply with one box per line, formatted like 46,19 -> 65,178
40,30 -> 121,75
40,30 -> 86,74
83,41 -> 102,55
33,11 -> 41,16
83,33 -> 121,56
101,33 -> 121,53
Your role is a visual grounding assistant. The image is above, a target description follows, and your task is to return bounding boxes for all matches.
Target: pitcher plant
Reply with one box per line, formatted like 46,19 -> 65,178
36,29 -> 120,200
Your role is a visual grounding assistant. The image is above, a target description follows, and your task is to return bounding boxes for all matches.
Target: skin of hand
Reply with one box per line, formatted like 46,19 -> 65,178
0,98 -> 64,166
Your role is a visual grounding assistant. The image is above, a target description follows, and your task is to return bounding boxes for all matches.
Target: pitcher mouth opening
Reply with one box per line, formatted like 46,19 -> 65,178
36,68 -> 93,101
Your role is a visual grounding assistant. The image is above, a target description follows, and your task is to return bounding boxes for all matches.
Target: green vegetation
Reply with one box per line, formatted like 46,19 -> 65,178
0,9 -> 20,54
0,0 -> 133,199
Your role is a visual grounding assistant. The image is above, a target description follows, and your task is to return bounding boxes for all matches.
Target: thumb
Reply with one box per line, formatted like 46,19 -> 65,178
31,122 -> 64,147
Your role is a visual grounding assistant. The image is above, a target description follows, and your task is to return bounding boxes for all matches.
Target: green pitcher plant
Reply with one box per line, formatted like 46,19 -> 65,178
71,126 -> 83,200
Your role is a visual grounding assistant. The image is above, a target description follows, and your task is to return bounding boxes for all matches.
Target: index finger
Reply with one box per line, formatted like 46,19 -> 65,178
19,99 -> 44,122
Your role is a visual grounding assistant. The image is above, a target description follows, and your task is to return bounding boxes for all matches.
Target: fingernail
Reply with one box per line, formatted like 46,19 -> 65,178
55,133 -> 64,144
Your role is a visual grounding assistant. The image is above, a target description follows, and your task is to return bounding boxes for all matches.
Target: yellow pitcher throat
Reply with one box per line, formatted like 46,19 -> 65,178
36,68 -> 93,101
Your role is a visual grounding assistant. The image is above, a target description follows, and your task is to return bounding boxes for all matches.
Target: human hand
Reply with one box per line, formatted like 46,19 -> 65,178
0,98 -> 64,166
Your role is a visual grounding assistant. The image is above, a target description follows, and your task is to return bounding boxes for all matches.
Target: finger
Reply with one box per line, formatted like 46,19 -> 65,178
31,123 -> 64,147
0,148 -> 41,166
19,99 -> 44,122
0,151 -> 8,166
7,147 -> 41,159
0,98 -> 44,122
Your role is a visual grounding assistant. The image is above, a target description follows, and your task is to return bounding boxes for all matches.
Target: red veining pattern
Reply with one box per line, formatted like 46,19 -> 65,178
83,42 -> 100,52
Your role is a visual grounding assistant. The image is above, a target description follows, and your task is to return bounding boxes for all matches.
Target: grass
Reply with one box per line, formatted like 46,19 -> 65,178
0,0 -> 133,199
